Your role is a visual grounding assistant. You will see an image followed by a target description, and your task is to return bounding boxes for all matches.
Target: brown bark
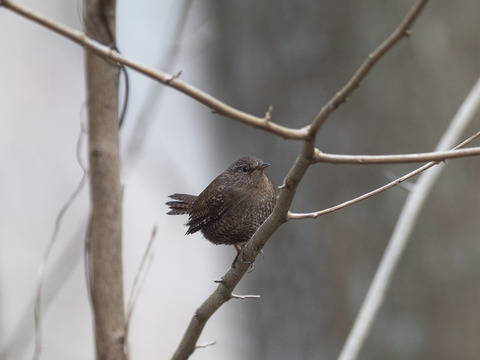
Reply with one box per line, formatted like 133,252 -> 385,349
83,1 -> 125,359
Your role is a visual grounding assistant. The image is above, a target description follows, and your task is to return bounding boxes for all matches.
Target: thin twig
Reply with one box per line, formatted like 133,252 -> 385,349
231,294 -> 261,300
313,146 -> 480,164
337,76 -> 480,360
290,131 -> 480,220
264,106 -> 274,123
124,0 -> 192,164
384,170 -> 415,192
195,341 -> 216,349
124,226 -> 157,348
33,123 -> 88,360
289,162 -> 432,220
1,0 -> 307,140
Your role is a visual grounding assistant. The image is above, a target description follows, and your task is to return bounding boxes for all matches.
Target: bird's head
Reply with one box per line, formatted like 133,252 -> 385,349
225,156 -> 272,188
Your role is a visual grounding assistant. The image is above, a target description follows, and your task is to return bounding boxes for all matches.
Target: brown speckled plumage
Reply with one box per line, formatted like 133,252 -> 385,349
166,156 -> 277,246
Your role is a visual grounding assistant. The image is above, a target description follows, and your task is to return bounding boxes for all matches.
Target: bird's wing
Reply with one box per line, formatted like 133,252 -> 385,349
185,185 -> 240,235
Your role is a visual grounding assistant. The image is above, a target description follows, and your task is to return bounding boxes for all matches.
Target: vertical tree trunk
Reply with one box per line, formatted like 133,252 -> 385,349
83,1 -> 126,359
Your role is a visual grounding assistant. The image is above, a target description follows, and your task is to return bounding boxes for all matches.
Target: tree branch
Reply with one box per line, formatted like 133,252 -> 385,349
171,1 -> 431,358
7,0 -> 473,359
124,227 -> 156,354
171,151 -> 310,360
313,145 -> 480,164
0,0 -> 308,140
308,0 -> 429,136
124,0 -> 194,163
289,161 -> 432,220
33,144 -> 88,360
337,75 -> 480,360
292,126 -> 480,220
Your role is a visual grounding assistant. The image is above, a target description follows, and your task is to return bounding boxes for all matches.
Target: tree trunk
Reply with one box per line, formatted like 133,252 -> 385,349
83,1 -> 125,359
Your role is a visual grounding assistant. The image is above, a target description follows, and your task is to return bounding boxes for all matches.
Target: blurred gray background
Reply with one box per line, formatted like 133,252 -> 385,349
1,0 -> 479,359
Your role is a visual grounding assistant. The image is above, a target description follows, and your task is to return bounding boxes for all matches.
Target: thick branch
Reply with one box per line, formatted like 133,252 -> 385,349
172,150 -> 311,360
171,1 -> 431,358
83,0 -> 126,359
0,0 -> 308,140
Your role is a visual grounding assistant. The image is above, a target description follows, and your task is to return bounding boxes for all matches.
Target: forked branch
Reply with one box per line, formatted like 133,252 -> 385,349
171,1 -> 430,359
337,75 -> 480,360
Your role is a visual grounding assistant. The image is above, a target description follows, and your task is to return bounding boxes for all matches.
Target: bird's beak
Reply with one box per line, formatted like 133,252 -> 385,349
256,163 -> 270,170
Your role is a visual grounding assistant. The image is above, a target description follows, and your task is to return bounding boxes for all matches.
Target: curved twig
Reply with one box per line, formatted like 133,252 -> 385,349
33,123 -> 88,360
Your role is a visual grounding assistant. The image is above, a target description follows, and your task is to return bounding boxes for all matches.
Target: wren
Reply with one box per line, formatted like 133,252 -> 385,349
166,156 -> 277,255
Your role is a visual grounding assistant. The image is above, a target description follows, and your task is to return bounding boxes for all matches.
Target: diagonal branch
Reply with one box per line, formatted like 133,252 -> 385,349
289,130 -> 480,220
171,146 -> 311,360
289,161 -> 432,221
171,2 -> 431,358
337,75 -> 480,360
0,0 -> 308,140
124,0 -> 194,163
308,0 -> 429,136
124,227 -> 156,351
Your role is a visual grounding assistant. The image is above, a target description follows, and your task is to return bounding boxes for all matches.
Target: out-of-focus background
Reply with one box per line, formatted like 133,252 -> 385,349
1,0 -> 479,359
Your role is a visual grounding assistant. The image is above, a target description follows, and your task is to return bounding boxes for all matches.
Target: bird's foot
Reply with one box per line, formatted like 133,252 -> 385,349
244,249 -> 264,264
230,259 -> 255,275
230,243 -> 260,274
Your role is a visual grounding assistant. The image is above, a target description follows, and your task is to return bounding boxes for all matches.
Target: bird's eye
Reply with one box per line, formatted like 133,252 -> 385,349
242,166 -> 249,173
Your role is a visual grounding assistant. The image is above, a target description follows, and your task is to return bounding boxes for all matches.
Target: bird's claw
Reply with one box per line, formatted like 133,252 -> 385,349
230,243 -> 263,274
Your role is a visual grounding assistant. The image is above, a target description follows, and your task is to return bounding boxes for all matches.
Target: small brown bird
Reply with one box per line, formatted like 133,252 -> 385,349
166,156 -> 277,256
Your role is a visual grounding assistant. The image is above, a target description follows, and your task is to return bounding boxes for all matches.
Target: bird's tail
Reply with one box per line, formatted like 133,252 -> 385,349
166,193 -> 197,215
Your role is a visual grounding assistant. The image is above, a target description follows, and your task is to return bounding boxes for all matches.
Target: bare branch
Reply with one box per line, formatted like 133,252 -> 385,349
290,130 -> 480,220
195,341 -> 216,349
33,126 -> 88,360
313,145 -> 480,164
264,105 -> 274,124
288,161 -> 433,220
170,153 -> 315,360
337,76 -> 480,360
1,0 -> 308,140
171,2 -> 431,358
308,0 -> 429,136
2,0 -> 476,358
124,227 -> 156,355
231,294 -> 261,300
124,0 -> 193,164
